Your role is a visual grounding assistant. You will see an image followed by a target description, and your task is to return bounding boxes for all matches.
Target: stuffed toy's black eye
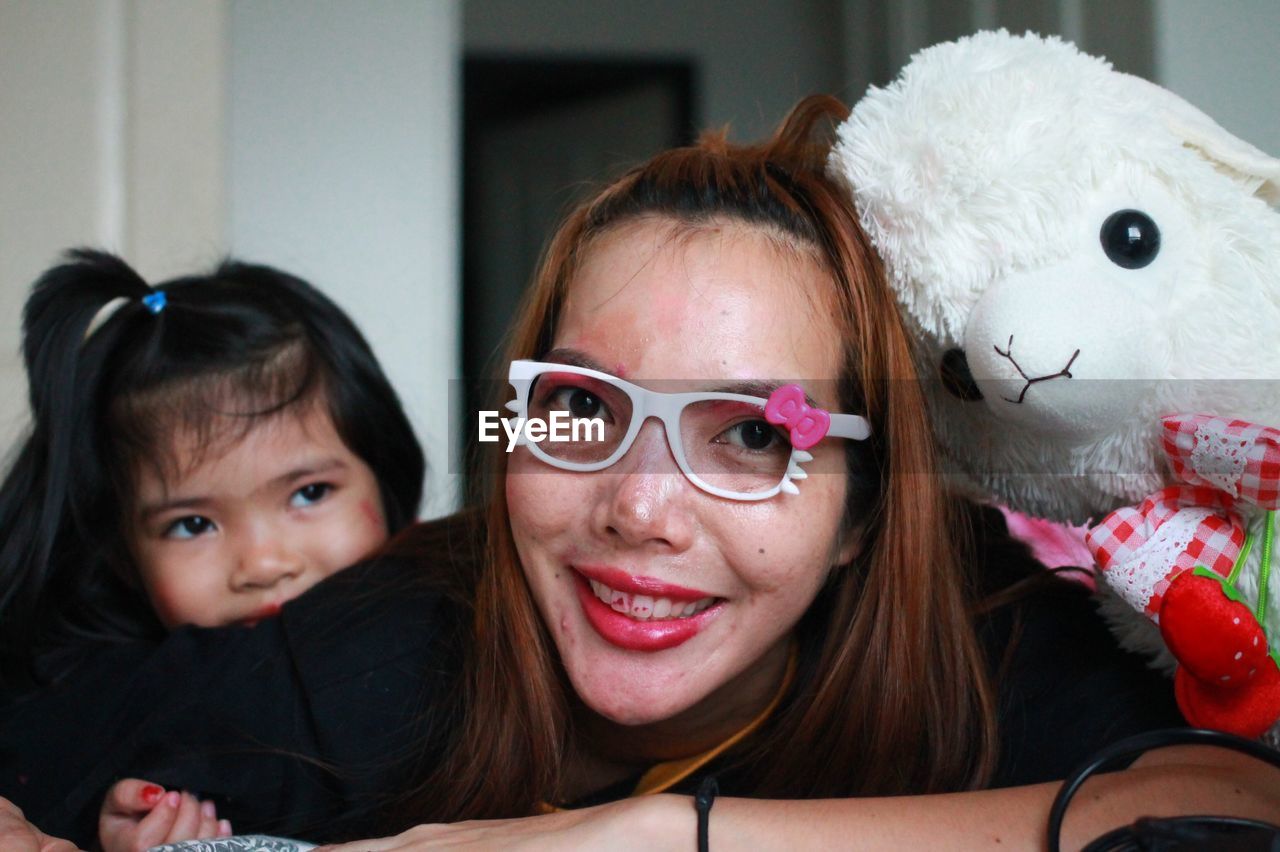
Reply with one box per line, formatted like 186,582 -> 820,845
1100,209 -> 1160,269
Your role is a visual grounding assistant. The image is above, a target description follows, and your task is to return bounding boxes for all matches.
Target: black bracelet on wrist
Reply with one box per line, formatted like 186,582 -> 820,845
694,775 -> 719,852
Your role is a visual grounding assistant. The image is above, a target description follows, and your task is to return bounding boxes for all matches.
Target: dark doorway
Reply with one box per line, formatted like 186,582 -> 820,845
461,56 -> 696,487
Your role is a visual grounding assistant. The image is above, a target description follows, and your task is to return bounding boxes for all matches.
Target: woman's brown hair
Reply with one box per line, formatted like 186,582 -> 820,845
405,94 -> 996,819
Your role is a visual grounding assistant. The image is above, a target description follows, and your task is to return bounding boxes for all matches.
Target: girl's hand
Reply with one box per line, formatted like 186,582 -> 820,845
97,779 -> 231,852
0,796 -> 79,852
317,795 -> 689,852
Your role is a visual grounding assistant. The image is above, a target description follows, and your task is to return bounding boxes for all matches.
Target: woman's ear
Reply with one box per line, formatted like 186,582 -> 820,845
833,525 -> 864,568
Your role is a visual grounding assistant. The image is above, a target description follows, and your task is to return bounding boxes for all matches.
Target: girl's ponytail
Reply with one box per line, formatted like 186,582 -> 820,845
0,250 -> 155,684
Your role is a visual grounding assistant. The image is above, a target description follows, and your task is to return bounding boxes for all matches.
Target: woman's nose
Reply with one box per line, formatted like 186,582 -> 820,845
595,419 -> 695,551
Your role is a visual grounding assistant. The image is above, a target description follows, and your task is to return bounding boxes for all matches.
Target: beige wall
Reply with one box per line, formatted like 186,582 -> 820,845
1154,0 -> 1280,153
227,0 -> 462,514
0,0 -> 226,446
0,0 -> 460,515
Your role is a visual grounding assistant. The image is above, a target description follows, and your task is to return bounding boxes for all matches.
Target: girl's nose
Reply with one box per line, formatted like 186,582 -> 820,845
231,534 -> 304,591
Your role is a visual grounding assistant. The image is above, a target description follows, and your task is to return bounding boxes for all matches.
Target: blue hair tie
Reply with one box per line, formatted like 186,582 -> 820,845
142,290 -> 167,314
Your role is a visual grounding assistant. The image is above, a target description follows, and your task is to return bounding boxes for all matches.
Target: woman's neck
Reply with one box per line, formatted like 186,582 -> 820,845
559,635 -> 793,801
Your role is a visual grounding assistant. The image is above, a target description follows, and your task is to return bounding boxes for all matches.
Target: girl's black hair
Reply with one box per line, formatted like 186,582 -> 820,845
0,249 -> 425,686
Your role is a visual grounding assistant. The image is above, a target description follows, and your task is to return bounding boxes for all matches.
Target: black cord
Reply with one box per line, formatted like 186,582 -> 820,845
1047,728 -> 1280,852
695,775 -> 719,852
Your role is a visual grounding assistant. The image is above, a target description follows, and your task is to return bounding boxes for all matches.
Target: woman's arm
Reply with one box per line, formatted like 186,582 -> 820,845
0,798 -> 77,852
317,745 -> 1280,851
709,746 -> 1280,850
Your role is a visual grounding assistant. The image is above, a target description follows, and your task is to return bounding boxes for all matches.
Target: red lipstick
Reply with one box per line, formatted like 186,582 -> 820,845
574,565 -> 712,602
574,572 -> 722,652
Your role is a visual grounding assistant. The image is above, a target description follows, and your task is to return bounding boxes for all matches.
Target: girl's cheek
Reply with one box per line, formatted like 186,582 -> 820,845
144,581 -> 189,630
359,499 -> 386,535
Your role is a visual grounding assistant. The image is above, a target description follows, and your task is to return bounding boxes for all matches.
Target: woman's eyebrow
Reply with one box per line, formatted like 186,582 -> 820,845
542,347 -> 607,372
706,380 -> 821,407
709,379 -> 781,399
541,349 -> 820,405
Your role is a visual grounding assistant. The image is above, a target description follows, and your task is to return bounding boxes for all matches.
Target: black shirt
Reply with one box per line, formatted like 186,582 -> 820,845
1,557 -> 462,844
0,508 -> 1182,847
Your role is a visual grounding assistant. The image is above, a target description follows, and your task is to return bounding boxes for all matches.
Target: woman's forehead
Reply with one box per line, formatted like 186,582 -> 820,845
555,218 -> 844,389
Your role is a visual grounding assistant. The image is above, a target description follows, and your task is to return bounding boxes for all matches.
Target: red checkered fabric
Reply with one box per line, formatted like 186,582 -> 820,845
1163,414 -> 1280,508
1087,485 -> 1244,617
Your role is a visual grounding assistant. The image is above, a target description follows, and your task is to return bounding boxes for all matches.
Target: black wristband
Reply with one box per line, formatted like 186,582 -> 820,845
694,775 -> 719,852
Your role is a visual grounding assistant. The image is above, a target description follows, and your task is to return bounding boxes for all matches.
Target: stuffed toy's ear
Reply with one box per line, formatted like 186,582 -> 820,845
1120,73 -> 1280,206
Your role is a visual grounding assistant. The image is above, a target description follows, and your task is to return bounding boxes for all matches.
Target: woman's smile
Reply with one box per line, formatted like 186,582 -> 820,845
573,565 -> 726,652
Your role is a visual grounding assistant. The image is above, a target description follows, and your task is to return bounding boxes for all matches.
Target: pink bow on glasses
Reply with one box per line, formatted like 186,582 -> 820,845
764,385 -> 831,451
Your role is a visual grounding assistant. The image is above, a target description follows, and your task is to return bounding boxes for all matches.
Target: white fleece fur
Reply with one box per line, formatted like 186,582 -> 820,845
830,30 -> 1280,525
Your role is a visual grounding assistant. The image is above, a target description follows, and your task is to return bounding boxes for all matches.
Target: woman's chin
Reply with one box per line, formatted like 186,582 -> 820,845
574,677 -> 699,727
561,641 -> 711,727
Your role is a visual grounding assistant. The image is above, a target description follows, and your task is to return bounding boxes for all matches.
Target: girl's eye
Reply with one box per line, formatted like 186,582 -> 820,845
290,482 -> 334,508
164,515 -> 215,540
718,419 -> 785,452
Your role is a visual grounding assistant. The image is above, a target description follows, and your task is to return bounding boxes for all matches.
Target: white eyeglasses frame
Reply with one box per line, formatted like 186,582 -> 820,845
505,359 -> 871,501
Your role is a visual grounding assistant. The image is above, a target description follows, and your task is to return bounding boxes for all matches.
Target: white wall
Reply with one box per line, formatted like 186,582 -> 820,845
228,0 -> 462,515
0,0 -> 227,446
1153,0 -> 1280,154
465,0 -> 846,140
0,0 -> 460,516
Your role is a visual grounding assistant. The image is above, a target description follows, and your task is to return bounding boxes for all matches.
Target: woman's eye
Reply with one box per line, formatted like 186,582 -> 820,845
164,515 -> 215,539
290,482 -> 333,507
719,419 -> 785,452
550,387 -> 609,422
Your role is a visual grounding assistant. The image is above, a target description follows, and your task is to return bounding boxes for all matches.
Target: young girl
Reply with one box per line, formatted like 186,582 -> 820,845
0,250 -> 425,846
0,249 -> 424,682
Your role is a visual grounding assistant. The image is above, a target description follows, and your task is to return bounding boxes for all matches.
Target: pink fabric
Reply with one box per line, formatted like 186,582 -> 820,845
999,506 -> 1095,587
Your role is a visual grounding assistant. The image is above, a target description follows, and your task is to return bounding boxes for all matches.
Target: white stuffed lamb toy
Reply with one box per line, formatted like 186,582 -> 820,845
830,30 -> 1280,737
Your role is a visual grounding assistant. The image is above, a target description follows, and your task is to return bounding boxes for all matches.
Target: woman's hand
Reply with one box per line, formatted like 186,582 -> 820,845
0,797 -> 79,852
317,795 -> 690,852
98,778 -> 231,852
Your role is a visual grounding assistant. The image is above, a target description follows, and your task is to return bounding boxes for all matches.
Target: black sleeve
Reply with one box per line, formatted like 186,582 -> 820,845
0,557 -> 458,847
972,507 -> 1186,788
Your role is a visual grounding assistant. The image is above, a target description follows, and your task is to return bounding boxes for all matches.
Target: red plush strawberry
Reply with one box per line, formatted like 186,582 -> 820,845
1160,568 -> 1280,736
1160,568 -> 1268,685
1175,659 -> 1280,738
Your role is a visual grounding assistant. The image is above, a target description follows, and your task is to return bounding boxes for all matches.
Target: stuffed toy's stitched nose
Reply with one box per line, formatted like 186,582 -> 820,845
940,348 -> 983,402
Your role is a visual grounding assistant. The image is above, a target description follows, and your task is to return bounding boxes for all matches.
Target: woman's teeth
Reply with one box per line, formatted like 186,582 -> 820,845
588,579 -> 716,621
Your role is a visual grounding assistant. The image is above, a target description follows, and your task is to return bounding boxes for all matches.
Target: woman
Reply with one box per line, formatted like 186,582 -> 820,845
307,95 -> 1277,849
11,95 -> 1280,850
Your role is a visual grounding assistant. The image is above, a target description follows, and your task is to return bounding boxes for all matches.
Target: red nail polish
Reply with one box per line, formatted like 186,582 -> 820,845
140,784 -> 164,805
